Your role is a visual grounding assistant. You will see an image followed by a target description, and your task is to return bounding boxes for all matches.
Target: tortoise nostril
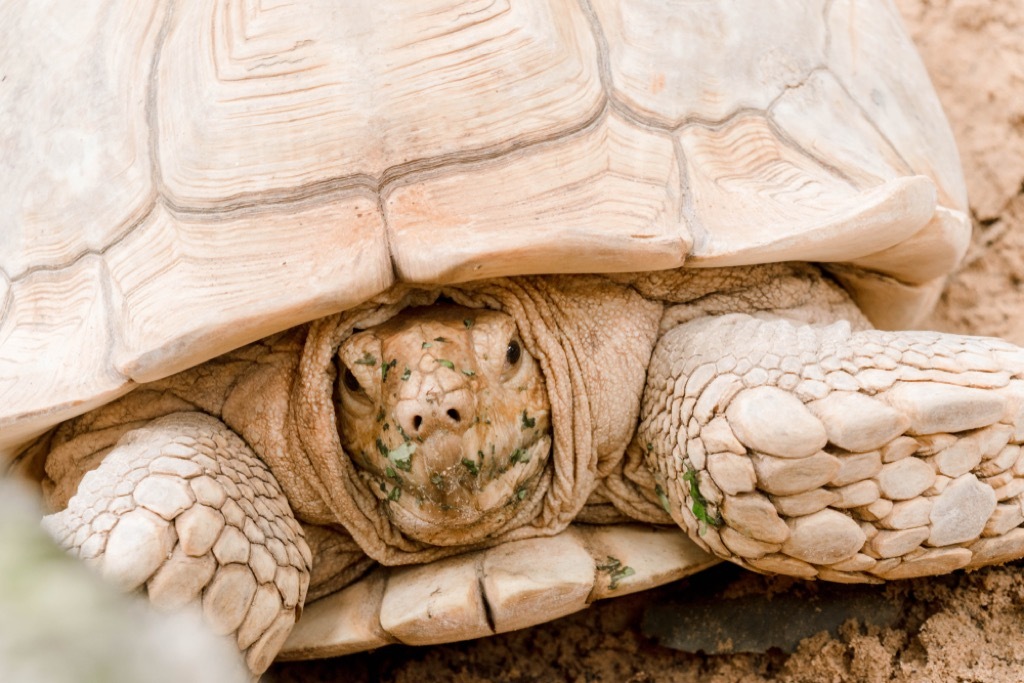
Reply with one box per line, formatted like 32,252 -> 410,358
446,408 -> 461,422
413,415 -> 423,431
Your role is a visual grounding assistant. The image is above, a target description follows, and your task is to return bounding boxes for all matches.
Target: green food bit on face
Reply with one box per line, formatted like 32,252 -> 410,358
596,556 -> 636,590
388,486 -> 402,502
655,484 -> 671,515
354,352 -> 376,366
683,466 -> 722,534
379,481 -> 386,492
376,438 -> 388,457
463,319 -> 474,328
509,449 -> 530,465
646,442 -> 654,452
421,341 -> 432,349
434,336 -> 449,343
376,409 -> 385,422
388,442 -> 416,472
521,410 -> 536,429
430,473 -> 444,488
385,466 -> 396,479
380,359 -> 397,382
461,458 -> 479,475
382,423 -> 389,431
462,369 -> 475,377
516,487 -> 528,500
437,359 -> 455,370
400,366 -> 411,381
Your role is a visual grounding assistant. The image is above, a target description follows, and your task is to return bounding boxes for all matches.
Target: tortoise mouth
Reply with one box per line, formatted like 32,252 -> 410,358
376,433 -> 552,547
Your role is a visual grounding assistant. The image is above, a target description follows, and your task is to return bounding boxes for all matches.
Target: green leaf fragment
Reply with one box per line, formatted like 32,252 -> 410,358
437,359 -> 455,370
380,359 -> 397,382
376,409 -> 385,423
683,466 -> 722,534
376,438 -> 388,457
434,337 -> 449,343
400,366 -> 411,381
516,487 -> 528,500
430,473 -> 444,488
462,369 -> 475,377
463,319 -> 474,328
521,410 -> 535,429
461,458 -> 479,475
596,556 -> 636,590
421,342 -> 432,349
354,352 -> 376,366
385,466 -> 396,479
509,448 -> 530,465
655,484 -> 671,515
388,442 -> 416,472
388,486 -> 402,501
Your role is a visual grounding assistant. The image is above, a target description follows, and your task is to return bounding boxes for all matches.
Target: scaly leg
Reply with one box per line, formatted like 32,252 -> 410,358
640,313 -> 1024,582
42,412 -> 311,675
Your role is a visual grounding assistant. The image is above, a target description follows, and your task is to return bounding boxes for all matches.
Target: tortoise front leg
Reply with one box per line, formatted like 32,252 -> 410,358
639,312 -> 1024,582
41,412 -> 311,676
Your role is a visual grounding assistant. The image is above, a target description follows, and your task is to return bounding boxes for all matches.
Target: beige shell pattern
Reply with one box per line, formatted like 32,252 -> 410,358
0,0 -> 968,455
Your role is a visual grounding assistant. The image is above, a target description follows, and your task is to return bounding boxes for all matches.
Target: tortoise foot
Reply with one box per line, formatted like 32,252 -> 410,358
640,312 -> 1024,582
42,412 -> 311,676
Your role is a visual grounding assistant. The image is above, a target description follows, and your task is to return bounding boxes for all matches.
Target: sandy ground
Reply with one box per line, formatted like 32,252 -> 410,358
269,2 -> 1024,680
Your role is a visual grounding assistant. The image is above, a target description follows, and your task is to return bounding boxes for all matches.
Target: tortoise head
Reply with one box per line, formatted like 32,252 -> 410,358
334,305 -> 551,546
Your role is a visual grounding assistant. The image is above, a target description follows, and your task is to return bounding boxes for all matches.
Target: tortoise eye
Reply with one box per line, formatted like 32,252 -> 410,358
505,339 -> 521,367
343,366 -> 362,393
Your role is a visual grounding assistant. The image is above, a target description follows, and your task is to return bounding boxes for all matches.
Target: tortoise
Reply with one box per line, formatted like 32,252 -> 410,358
3,0 -> 1024,677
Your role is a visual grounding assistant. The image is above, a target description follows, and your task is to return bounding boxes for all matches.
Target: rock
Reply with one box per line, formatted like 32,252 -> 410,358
726,387 -> 827,458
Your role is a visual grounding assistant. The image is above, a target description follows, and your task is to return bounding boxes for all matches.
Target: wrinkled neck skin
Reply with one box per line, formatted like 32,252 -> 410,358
301,263 -> 865,561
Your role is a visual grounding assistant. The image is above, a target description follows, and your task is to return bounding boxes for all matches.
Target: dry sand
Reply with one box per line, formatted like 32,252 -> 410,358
269,2 -> 1024,680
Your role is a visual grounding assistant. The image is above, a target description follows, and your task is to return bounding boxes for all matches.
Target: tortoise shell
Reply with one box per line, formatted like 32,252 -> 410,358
0,0 -> 966,454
